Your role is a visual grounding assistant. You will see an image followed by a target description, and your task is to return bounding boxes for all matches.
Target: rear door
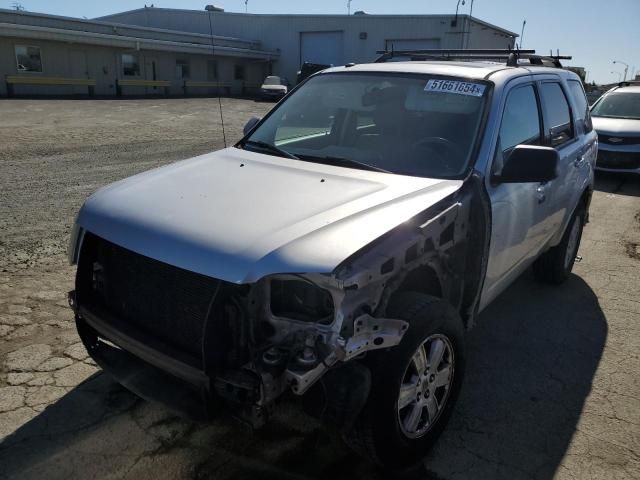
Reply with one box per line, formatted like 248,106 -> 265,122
145,55 -> 159,96
69,50 -> 88,95
536,78 -> 584,239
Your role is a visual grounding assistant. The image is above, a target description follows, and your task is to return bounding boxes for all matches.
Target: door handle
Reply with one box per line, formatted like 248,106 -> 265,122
574,155 -> 584,167
536,185 -> 546,203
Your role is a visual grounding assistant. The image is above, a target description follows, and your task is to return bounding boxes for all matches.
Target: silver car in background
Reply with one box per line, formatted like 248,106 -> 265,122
591,83 -> 640,173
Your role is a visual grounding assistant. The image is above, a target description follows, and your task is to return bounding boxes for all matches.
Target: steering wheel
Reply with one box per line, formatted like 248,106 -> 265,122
408,137 -> 466,175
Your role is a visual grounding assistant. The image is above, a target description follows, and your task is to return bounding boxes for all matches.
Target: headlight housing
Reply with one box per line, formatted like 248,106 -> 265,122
270,277 -> 334,324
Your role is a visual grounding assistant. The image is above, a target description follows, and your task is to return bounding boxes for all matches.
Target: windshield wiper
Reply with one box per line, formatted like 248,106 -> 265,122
241,140 -> 299,159
297,154 -> 390,173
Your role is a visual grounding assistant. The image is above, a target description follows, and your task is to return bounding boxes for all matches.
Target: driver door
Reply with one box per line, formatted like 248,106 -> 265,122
480,81 -> 550,309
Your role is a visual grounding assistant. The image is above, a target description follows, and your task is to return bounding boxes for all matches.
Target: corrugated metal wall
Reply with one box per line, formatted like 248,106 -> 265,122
0,9 -> 274,97
0,9 -> 516,97
97,10 -> 516,81
0,37 -> 269,96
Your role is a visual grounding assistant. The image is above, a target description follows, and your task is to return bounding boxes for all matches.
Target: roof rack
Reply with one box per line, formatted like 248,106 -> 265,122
374,49 -> 572,68
618,80 -> 640,87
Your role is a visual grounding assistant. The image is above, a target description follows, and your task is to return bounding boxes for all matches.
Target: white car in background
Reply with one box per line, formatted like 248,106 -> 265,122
260,75 -> 289,100
591,83 -> 640,173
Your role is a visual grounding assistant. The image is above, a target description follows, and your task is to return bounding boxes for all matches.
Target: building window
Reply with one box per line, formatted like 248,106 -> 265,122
207,60 -> 218,80
234,64 -> 245,81
122,53 -> 140,77
175,59 -> 190,79
15,45 -> 42,73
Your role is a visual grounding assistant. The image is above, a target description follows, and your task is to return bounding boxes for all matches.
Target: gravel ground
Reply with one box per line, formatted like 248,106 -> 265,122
0,99 -> 639,480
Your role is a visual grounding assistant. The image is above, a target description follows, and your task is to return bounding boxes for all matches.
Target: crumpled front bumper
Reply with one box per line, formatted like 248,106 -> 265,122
70,291 -> 261,423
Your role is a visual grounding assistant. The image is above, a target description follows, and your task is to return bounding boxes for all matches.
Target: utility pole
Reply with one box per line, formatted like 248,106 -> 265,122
244,0 -> 248,13
347,0 -> 352,15
519,19 -> 526,49
613,60 -> 629,82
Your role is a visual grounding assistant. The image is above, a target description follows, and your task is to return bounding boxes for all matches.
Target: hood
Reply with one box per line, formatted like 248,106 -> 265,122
76,148 -> 462,284
592,116 -> 640,136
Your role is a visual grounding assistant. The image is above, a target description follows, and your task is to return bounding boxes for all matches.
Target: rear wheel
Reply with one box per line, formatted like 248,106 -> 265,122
533,208 -> 585,284
343,292 -> 465,469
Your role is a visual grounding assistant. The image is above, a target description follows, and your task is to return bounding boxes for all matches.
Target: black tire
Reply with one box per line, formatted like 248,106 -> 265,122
533,208 -> 585,284
343,292 -> 465,469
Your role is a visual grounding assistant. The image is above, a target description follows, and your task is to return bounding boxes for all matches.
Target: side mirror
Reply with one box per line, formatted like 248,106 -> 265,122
243,116 -> 261,136
494,145 -> 559,183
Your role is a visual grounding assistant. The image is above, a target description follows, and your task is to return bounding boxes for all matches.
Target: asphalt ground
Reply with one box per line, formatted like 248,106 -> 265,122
0,98 -> 638,480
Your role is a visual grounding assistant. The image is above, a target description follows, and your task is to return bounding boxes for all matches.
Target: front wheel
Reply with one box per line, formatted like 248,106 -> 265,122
343,292 -> 465,469
533,208 -> 585,284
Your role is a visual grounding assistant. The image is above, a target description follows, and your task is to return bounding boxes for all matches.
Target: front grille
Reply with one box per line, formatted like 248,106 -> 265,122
76,233 -> 221,363
598,134 -> 640,146
597,150 -> 640,170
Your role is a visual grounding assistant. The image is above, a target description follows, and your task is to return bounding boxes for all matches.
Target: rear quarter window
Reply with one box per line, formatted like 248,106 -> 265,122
539,82 -> 574,147
567,80 -> 592,133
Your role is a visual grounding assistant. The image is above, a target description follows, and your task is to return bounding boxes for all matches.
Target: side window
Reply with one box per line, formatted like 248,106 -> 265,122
15,45 -> 42,73
539,82 -> 574,147
498,84 -> 541,153
121,53 -> 140,77
234,65 -> 245,81
568,80 -> 592,133
175,59 -> 190,80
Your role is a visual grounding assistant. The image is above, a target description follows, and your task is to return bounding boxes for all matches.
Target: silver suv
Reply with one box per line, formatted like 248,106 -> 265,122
68,51 -> 596,468
591,82 -> 640,173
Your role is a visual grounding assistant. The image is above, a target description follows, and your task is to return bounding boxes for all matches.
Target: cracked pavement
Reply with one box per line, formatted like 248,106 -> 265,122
1,99 -> 639,479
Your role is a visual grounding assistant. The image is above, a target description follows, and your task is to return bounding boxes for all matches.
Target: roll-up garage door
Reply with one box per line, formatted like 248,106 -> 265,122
300,31 -> 344,66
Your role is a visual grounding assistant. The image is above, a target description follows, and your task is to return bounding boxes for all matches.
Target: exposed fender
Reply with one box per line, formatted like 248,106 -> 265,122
332,172 -> 492,329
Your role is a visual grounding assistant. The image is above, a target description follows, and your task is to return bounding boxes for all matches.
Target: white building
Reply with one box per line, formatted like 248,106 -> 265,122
0,6 -> 517,97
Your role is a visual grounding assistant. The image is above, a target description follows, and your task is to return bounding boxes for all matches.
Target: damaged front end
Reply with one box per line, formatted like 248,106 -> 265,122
69,184 -> 481,430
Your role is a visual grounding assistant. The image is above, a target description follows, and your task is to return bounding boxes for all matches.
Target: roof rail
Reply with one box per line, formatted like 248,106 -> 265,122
374,49 -> 572,68
618,80 -> 640,87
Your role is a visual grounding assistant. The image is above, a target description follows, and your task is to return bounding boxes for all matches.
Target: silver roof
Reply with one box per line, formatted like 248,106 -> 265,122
611,85 -> 640,93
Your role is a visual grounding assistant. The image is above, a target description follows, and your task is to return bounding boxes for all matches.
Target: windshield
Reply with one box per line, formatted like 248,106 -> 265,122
264,76 -> 281,85
242,73 -> 489,178
591,92 -> 640,120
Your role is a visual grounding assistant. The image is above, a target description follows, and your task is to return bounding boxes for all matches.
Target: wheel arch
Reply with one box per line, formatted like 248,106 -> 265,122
551,185 -> 593,246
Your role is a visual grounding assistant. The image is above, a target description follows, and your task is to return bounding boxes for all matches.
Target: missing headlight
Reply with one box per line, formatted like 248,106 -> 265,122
270,279 -> 334,324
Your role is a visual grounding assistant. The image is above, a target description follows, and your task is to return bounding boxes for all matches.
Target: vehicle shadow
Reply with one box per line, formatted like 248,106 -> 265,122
0,273 -> 606,480
425,272 -> 607,479
594,170 -> 640,197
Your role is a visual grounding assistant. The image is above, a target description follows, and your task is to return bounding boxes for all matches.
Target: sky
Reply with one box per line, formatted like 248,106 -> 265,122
4,0 -> 639,84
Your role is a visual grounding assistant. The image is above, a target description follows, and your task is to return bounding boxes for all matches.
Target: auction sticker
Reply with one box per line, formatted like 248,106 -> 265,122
424,79 -> 486,97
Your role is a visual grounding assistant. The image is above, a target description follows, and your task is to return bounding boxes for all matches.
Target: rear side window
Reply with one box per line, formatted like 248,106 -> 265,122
539,82 -> 574,147
568,80 -> 592,132
499,84 -> 541,152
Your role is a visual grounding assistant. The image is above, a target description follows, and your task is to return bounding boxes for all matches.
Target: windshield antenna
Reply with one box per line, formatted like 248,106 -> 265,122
206,6 -> 227,148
